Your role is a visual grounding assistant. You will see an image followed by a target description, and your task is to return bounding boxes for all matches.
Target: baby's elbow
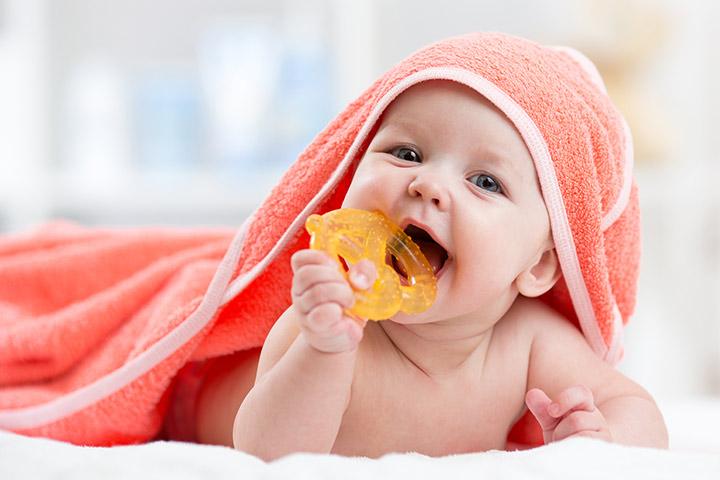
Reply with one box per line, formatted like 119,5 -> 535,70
233,428 -> 272,462
233,435 -> 296,463
232,406 -> 262,459
638,392 -> 669,449
652,404 -> 670,449
233,444 -> 273,463
631,391 -> 670,449
632,394 -> 670,449
232,414 -> 265,461
232,410 -> 288,463
657,427 -> 670,449
642,418 -> 669,450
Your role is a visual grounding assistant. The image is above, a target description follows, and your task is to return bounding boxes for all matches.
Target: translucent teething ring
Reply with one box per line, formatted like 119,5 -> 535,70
305,208 -> 437,320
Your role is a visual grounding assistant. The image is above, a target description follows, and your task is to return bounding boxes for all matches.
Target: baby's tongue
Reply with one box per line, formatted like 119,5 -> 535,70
415,239 -> 445,275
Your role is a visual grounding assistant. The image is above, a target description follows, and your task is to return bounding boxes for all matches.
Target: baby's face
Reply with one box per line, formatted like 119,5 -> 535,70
342,80 -> 553,326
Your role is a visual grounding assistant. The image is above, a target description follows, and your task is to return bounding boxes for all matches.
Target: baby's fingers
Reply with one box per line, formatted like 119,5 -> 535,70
525,388 -> 560,441
303,306 -> 363,353
291,264 -> 345,296
547,385 -> 596,418
305,304 -> 351,339
551,409 -> 610,443
294,282 -> 355,315
348,259 -> 378,291
291,249 -> 339,276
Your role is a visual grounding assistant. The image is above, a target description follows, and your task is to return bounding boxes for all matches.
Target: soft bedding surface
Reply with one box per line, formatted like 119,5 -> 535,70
1,430 -> 718,480
2,398 -> 719,479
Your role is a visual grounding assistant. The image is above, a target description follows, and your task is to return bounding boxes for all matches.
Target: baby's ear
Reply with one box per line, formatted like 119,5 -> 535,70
515,247 -> 561,298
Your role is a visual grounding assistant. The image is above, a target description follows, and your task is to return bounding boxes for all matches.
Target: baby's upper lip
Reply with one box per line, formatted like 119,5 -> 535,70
398,217 -> 450,256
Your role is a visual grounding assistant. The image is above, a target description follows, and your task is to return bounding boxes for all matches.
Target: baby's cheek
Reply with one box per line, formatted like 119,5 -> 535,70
342,172 -> 376,208
452,251 -> 519,306
343,171 -> 394,210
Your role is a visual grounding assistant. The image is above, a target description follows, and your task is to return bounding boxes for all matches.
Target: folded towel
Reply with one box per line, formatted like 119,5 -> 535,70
0,32 -> 638,447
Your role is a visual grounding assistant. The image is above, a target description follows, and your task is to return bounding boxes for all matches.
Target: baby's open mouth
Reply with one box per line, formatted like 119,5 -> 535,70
385,224 -> 449,283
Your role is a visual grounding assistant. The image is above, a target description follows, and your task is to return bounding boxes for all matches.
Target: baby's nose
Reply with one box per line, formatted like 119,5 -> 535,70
407,174 -> 450,210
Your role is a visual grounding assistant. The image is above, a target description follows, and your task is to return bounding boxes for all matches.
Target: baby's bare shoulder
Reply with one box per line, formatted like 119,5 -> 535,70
508,296 -> 601,372
517,298 -> 650,405
479,297 -> 558,377
493,296 -> 562,346
504,296 -> 564,328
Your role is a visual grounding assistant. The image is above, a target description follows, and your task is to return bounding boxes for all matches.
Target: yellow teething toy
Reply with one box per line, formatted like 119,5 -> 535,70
304,208 -> 437,320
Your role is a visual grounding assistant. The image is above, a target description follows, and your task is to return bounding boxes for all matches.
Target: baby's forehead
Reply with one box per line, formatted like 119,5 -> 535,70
382,80 -> 496,116
378,82 -> 530,160
376,81 -> 525,155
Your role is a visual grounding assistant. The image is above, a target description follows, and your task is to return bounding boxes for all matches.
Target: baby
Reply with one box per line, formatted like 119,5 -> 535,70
193,34 -> 668,460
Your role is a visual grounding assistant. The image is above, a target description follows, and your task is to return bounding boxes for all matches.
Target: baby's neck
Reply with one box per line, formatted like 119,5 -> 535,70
376,319 -> 494,380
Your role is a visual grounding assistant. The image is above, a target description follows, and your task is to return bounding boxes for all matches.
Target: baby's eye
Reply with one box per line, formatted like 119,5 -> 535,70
468,173 -> 503,193
390,146 -> 421,163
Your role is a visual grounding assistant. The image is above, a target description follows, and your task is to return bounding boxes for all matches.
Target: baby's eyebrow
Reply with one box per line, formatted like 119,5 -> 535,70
476,148 -> 524,181
376,117 -> 431,139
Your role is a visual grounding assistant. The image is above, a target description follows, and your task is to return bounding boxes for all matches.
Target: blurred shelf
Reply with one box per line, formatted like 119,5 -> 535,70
46,166 -> 286,226
0,0 -> 376,229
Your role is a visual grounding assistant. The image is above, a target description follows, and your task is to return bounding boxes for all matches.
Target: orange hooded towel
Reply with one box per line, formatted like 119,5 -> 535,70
0,32 -> 639,447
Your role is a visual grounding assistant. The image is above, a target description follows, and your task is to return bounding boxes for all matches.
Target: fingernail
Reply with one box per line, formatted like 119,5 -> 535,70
351,271 -> 369,288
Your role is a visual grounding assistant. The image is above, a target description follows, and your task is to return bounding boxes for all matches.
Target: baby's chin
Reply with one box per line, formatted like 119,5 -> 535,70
386,310 -> 435,325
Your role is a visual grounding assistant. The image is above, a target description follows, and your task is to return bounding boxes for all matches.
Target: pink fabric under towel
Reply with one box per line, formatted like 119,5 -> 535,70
0,32 -> 639,447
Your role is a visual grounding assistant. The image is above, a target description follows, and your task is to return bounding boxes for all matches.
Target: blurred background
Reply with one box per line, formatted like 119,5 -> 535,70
0,0 -> 717,403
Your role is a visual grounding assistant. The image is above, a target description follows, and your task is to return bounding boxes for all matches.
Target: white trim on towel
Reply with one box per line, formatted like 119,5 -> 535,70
605,301 -> 626,365
551,46 -> 608,95
0,220 -> 252,430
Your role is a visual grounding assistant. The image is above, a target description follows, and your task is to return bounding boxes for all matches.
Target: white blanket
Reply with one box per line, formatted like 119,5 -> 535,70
1,399 -> 719,480
1,431 -> 718,480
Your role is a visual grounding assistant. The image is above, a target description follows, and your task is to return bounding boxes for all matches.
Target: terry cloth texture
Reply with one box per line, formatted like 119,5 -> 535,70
0,32 -> 639,447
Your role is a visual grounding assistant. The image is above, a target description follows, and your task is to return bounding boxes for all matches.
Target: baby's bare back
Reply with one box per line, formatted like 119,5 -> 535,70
332,304 -> 533,457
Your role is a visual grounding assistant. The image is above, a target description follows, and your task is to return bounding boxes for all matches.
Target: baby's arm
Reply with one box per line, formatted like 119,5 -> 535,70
524,304 -> 668,448
232,250 -> 375,461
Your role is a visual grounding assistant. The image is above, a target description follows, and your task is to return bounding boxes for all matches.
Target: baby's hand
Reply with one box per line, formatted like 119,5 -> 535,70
525,385 -> 612,444
290,249 -> 377,353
